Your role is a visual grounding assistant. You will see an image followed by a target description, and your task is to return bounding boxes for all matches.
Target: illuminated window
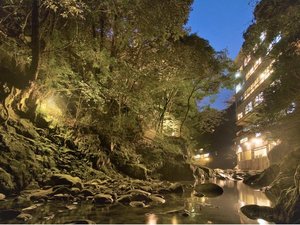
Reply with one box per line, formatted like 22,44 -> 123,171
237,112 -> 243,120
287,102 -> 296,114
254,146 -> 267,158
244,55 -> 251,67
260,31 -> 266,42
240,137 -> 248,144
267,34 -> 282,55
244,150 -> 252,160
243,61 -> 275,100
237,153 -> 242,161
245,102 -> 253,114
275,34 -> 282,44
237,145 -> 242,154
235,71 -> 241,78
253,44 -> 258,52
236,83 -> 242,93
246,58 -> 262,80
254,92 -> 264,106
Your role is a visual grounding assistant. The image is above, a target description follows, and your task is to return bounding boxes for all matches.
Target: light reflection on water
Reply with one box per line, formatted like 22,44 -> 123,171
145,179 -> 273,224
171,216 -> 178,224
146,213 -> 158,225
237,181 -> 272,207
0,180 -> 274,224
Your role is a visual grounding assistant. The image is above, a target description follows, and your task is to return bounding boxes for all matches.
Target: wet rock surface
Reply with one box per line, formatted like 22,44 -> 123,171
240,148 -> 300,224
194,183 -> 223,197
0,209 -> 21,220
243,164 -> 280,187
93,194 -> 114,204
241,204 -> 275,221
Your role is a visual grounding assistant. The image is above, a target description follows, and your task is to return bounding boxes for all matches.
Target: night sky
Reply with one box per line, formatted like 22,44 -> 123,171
187,0 -> 254,110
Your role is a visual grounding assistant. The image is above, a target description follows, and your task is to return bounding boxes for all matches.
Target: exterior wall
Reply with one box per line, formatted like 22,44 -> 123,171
234,33 -> 282,171
238,156 -> 269,171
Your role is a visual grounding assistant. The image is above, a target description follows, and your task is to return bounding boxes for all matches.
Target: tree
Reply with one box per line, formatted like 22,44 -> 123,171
0,0 -> 233,151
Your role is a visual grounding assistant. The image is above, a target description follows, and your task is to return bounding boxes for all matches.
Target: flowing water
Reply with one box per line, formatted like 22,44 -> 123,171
0,180 -> 274,224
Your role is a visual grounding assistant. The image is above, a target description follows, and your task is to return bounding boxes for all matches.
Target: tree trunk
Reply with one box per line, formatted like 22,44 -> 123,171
179,83 -> 200,136
29,0 -> 40,81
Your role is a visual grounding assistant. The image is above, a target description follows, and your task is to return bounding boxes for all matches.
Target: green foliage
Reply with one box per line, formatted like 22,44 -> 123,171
0,0 -> 234,151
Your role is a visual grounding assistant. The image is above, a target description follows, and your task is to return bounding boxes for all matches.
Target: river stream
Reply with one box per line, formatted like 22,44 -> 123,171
0,179 -> 273,224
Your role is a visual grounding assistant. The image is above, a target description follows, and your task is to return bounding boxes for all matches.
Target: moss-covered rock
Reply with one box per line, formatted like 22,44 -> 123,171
121,163 -> 147,180
157,161 -> 193,181
195,183 -> 223,197
93,194 -> 113,204
244,164 -> 280,188
0,168 -> 15,194
50,174 -> 83,189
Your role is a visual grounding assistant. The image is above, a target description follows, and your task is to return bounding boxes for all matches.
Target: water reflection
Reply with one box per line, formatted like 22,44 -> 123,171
257,218 -> 270,225
171,216 -> 178,224
0,180 -> 274,224
182,180 -> 273,224
237,181 -> 272,207
214,178 -> 235,188
146,213 -> 158,225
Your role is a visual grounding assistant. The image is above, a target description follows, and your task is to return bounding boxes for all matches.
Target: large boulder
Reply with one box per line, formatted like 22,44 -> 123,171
244,164 -> 280,188
50,174 -> 82,189
240,205 -> 275,222
268,143 -> 292,165
121,163 -> 147,180
157,162 -> 193,181
194,183 -> 223,197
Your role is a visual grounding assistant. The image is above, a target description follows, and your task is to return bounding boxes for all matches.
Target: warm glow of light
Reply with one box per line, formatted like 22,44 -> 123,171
171,216 -> 178,225
194,154 -> 201,159
251,137 -> 263,146
244,141 -> 251,150
239,200 -> 246,207
40,97 -> 62,116
203,153 -> 210,158
200,197 -> 206,203
240,137 -> 248,144
257,218 -> 269,225
235,72 -> 241,78
255,132 -> 262,137
237,145 -> 242,153
146,213 -> 158,225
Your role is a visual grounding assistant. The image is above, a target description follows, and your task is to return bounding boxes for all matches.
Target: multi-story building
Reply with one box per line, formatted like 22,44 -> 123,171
234,32 -> 281,170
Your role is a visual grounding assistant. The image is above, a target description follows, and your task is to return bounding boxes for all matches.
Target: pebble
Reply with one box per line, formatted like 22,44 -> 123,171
22,204 -> 41,212
17,213 -> 32,221
0,193 -> 5,201
65,205 -> 77,210
149,195 -> 166,204
129,201 -> 147,208
93,194 -> 114,204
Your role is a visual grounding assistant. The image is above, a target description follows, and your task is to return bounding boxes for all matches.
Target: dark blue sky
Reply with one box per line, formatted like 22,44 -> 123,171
187,0 -> 254,110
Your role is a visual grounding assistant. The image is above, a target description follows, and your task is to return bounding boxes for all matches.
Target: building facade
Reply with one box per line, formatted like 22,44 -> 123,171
234,32 -> 281,170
